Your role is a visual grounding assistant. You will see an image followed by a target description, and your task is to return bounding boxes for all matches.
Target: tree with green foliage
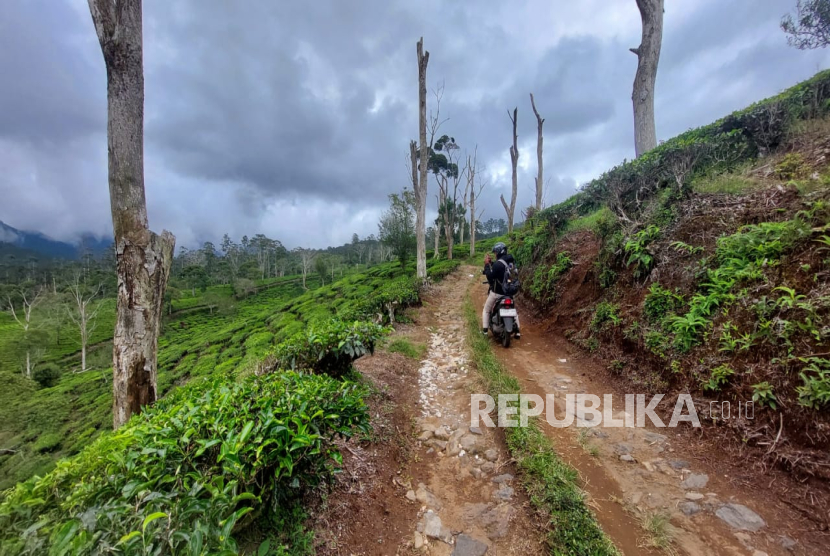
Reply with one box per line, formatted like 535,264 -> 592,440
430,135 -> 467,258
220,234 -> 242,285
379,189 -> 417,268
314,255 -> 328,285
782,0 -> 830,49
181,265 -> 209,296
294,248 -> 316,290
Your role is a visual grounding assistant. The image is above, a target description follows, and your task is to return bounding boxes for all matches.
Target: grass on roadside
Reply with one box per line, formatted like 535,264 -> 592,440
463,297 -> 619,556
640,512 -> 675,554
385,338 -> 427,359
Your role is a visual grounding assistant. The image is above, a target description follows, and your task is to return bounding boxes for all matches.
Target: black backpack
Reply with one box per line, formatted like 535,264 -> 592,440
497,259 -> 520,296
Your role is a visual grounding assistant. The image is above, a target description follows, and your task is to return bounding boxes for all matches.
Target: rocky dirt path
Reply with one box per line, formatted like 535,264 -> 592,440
319,268 -> 547,555
403,270 -> 546,555
469,267 -> 812,556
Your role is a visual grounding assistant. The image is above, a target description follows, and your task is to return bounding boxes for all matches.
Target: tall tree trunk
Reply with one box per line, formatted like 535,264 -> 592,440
25,351 -> 31,379
530,93 -> 545,211
444,205 -> 454,260
88,0 -> 175,429
631,0 -> 663,158
415,39 -> 430,279
434,212 -> 440,258
501,107 -> 519,233
469,166 -> 476,257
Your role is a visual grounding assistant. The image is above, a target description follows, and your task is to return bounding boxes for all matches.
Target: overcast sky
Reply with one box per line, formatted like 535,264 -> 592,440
1,0 -> 829,250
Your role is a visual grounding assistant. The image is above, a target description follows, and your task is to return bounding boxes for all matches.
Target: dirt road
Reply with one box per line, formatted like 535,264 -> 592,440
314,267 -> 817,555
469,265 -> 812,556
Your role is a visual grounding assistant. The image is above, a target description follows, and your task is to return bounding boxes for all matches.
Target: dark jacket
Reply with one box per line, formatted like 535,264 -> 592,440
482,254 -> 515,295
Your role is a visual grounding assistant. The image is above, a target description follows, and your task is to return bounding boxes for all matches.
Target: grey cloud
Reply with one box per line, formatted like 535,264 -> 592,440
0,0 -> 104,146
2,0 -> 830,249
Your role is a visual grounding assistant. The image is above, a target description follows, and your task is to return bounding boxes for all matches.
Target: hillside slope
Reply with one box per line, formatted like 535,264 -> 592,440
512,72 -> 830,503
0,258 -> 459,490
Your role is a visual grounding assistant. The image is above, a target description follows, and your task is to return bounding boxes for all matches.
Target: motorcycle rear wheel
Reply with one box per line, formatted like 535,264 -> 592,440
502,332 -> 511,348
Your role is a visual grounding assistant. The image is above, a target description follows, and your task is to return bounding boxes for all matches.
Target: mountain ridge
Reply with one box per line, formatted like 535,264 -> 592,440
0,220 -> 111,260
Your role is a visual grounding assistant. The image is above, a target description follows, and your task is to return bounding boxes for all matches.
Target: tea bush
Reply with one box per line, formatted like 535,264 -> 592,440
0,371 -> 369,555
266,320 -> 387,378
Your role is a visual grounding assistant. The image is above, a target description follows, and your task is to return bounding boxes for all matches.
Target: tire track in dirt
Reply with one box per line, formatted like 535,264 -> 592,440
469,264 -> 807,556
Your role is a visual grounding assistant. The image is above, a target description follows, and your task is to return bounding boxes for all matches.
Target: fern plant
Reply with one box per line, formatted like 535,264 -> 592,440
669,313 -> 708,352
670,241 -> 704,255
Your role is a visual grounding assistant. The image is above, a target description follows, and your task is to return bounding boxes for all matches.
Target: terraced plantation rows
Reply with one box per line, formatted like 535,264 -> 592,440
0,258 -> 461,490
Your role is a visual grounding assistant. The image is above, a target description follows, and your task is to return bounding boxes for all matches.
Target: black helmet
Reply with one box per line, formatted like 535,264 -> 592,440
492,242 -> 507,258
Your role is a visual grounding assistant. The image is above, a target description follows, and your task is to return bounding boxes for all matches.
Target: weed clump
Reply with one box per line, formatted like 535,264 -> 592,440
528,252 -> 572,302
591,301 -> 621,332
624,225 -> 660,279
386,338 -> 427,359
643,283 -> 684,324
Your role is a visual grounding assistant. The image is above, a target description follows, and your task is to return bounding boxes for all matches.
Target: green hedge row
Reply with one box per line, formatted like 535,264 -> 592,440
0,371 -> 369,555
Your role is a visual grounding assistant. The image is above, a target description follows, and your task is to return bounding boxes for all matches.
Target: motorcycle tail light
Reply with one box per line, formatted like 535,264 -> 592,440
504,298 -> 513,305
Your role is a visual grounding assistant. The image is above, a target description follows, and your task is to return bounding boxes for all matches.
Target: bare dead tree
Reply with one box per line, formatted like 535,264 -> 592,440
468,147 -> 487,257
66,277 -> 103,372
5,288 -> 44,378
87,0 -> 176,428
460,164 -> 469,248
501,107 -> 519,233
415,37 -> 430,279
296,248 -> 316,289
631,0 -> 664,158
530,93 -> 545,211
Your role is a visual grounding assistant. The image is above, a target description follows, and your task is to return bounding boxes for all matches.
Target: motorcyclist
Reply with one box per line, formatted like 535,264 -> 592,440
482,242 -> 520,339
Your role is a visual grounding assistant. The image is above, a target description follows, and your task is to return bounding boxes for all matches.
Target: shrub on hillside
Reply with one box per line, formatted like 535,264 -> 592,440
265,320 -> 387,378
0,371 -> 369,555
590,301 -> 621,332
624,225 -> 660,279
33,362 -> 61,388
643,283 -> 684,323
233,278 -> 257,299
345,275 -> 422,324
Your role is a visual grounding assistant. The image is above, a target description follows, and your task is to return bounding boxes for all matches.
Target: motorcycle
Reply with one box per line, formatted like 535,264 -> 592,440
489,292 -> 518,348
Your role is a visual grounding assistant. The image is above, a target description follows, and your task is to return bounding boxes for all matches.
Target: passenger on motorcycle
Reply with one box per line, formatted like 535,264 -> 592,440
481,242 -> 521,338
